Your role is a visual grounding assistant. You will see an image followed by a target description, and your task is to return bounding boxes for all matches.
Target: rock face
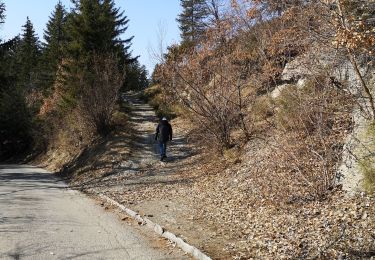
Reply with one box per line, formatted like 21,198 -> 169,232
338,111 -> 371,194
275,46 -> 375,194
338,72 -> 375,194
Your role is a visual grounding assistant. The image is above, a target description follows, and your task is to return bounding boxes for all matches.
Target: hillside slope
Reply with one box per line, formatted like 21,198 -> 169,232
45,90 -> 374,259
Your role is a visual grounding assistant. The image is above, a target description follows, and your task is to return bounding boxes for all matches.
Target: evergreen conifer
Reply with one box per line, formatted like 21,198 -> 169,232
176,0 -> 208,48
41,1 -> 67,92
18,17 -> 40,90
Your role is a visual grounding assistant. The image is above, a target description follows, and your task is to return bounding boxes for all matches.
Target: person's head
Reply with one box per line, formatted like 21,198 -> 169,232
161,117 -> 167,121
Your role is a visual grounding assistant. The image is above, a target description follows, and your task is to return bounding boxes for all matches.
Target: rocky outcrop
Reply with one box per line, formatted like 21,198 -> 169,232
338,73 -> 375,194
272,45 -> 375,194
338,111 -> 372,194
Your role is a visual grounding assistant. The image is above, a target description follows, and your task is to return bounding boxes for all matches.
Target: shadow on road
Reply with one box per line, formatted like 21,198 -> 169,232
0,165 -> 66,197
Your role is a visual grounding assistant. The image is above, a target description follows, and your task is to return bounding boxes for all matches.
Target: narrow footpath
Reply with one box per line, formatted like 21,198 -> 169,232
76,92 -> 225,259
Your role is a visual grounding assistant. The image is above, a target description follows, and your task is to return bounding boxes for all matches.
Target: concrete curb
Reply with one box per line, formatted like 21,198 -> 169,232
99,194 -> 211,260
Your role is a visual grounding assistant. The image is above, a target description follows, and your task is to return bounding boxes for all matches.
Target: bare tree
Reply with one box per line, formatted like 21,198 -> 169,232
78,53 -> 124,136
148,20 -> 168,65
157,25 -> 254,151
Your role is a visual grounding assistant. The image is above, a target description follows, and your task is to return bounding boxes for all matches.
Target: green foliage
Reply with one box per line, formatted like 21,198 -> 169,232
66,0 -> 133,59
17,17 -> 41,90
63,0 -> 134,107
0,2 -> 4,24
40,1 -> 67,93
0,89 -> 32,159
0,4 -> 33,159
123,60 -> 149,91
0,37 -> 21,93
176,0 -> 208,47
0,0 -> 151,159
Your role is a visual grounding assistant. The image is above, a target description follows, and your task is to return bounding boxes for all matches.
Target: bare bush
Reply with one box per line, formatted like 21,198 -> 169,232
78,54 -> 124,136
156,29 -> 255,151
258,76 -> 354,201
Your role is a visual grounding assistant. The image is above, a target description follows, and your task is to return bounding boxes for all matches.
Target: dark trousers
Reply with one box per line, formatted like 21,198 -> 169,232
159,142 -> 167,157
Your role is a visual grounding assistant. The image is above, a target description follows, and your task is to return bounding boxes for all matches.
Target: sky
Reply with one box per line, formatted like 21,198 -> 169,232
0,0 -> 182,75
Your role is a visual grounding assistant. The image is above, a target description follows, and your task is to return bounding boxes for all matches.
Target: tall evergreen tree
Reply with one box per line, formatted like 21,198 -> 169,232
18,17 -> 40,90
63,0 -> 135,105
176,0 -> 209,47
0,0 -> 7,92
66,0 -> 133,60
0,3 -> 32,159
0,2 -> 4,25
41,1 -> 67,91
123,60 -> 148,91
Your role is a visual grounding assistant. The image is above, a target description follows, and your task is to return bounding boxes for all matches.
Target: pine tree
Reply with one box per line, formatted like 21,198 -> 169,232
0,3 -> 32,159
0,2 -> 4,25
66,0 -> 133,60
176,0 -> 209,47
18,17 -> 40,90
41,1 -> 67,91
63,0 -> 134,97
123,61 -> 149,91
0,1 -> 7,93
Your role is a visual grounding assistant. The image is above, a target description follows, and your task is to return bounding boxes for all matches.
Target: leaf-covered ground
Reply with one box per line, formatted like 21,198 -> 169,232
65,92 -> 374,259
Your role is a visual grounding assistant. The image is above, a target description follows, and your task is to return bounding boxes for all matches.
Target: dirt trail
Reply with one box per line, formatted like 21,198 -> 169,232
73,91 -> 235,259
119,92 -> 193,179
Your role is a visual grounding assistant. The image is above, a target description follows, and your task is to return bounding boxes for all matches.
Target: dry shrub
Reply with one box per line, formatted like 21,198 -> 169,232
141,84 -> 181,119
359,123 -> 375,193
78,53 -> 124,136
155,24 -> 256,152
248,95 -> 274,123
252,76 -> 354,202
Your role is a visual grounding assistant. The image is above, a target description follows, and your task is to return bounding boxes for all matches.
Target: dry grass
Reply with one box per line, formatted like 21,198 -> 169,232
360,123 -> 375,193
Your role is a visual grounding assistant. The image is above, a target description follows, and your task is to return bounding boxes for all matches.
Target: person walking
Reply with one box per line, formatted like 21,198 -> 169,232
155,117 -> 173,161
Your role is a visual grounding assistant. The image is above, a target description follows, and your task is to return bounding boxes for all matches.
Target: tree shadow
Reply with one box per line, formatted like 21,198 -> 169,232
0,166 -> 67,197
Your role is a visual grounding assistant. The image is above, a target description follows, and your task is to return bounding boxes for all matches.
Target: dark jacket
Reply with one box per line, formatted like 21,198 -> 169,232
155,120 -> 172,143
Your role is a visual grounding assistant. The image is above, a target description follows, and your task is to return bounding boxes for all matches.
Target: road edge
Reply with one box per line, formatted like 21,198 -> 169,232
99,194 -> 212,260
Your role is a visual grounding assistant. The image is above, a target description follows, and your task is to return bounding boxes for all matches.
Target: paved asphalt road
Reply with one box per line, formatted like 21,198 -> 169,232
0,165 -> 186,260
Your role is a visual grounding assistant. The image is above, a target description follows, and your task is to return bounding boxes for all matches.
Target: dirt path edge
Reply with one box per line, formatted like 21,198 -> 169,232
99,194 -> 212,260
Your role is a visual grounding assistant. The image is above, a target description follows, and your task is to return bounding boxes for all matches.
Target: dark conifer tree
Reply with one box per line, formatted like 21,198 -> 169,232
176,0 -> 209,48
63,0 -> 135,105
0,3 -> 32,159
66,0 -> 133,60
41,1 -> 67,92
18,17 -> 40,90
0,2 -> 4,24
123,61 -> 149,90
